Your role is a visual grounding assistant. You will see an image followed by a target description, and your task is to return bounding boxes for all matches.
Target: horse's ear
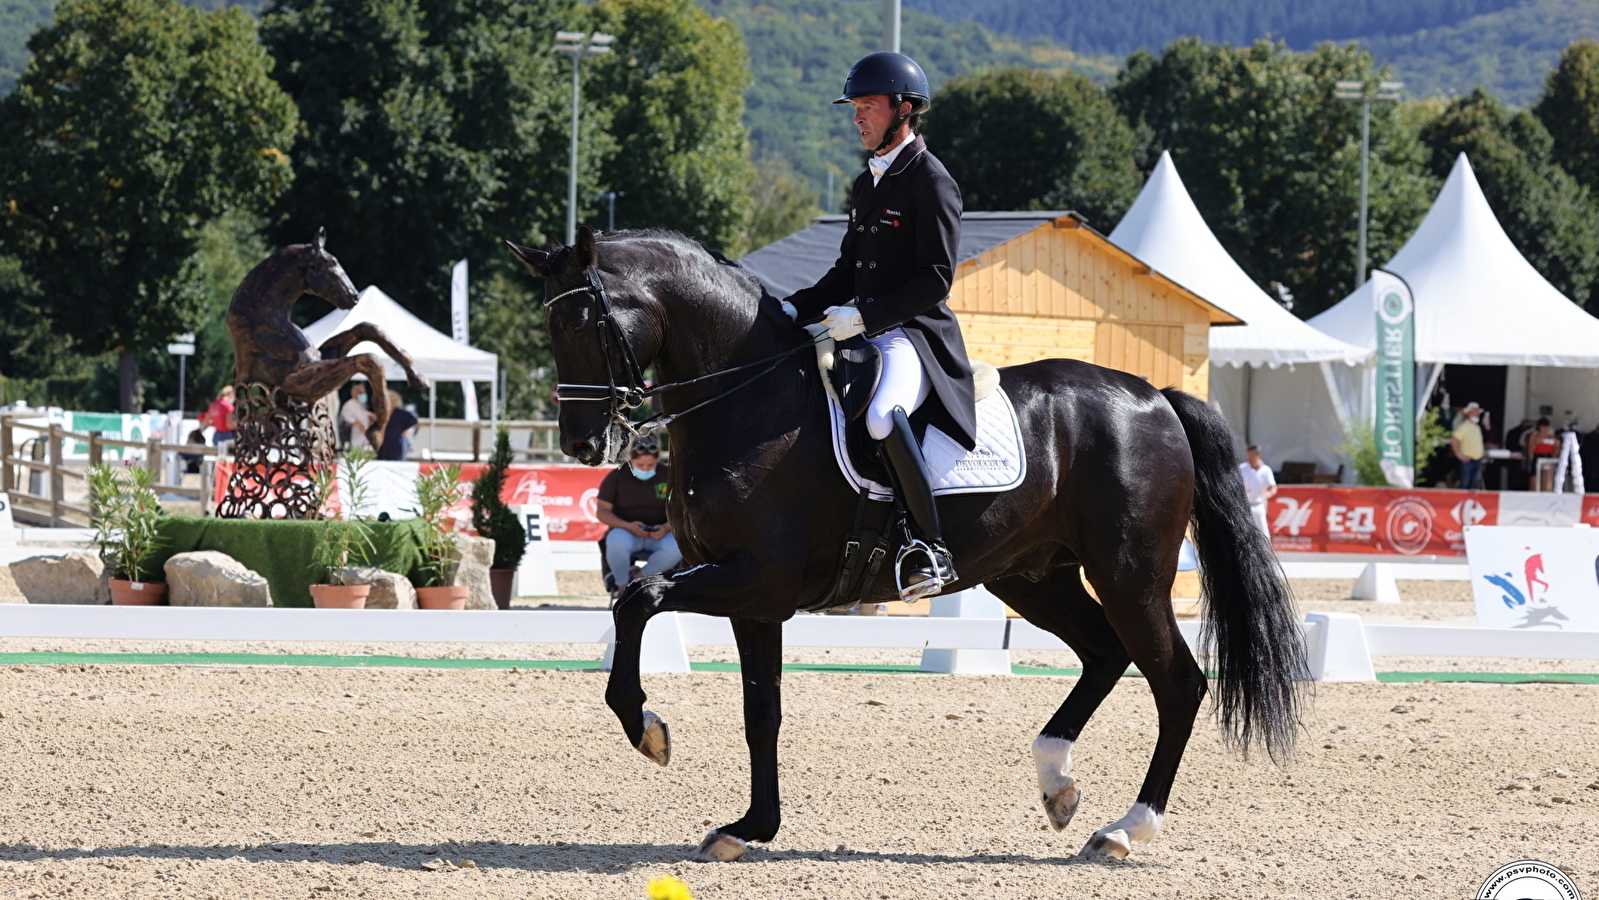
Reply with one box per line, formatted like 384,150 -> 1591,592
503,239 -> 552,277
572,224 -> 597,274
314,226 -> 327,250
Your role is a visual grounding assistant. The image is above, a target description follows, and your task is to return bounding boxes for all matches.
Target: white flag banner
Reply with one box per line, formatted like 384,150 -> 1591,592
450,259 -> 479,421
450,259 -> 469,344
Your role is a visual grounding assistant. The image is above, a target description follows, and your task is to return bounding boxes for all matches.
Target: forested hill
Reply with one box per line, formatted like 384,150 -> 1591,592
899,0 -> 1523,55
699,0 -> 1113,209
892,0 -> 1599,104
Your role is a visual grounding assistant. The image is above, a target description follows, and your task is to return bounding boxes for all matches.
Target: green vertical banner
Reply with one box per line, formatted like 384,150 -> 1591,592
1371,269 -> 1415,488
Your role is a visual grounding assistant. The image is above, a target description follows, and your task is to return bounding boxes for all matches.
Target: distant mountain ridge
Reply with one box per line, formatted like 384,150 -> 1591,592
897,0 -> 1523,54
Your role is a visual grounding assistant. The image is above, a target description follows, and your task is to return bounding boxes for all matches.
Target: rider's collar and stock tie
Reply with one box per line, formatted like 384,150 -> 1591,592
545,265 -> 828,438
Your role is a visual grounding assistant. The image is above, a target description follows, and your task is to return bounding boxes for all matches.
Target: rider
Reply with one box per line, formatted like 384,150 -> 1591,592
780,51 -> 977,598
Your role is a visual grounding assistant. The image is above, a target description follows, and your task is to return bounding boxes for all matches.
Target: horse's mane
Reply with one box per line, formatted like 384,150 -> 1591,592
546,229 -> 771,308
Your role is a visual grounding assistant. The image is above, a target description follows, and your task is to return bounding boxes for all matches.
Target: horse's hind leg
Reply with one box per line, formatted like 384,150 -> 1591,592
1075,559 -> 1208,860
986,569 -> 1131,834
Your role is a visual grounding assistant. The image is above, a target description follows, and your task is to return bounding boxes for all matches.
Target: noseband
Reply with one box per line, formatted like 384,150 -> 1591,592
545,265 -> 825,437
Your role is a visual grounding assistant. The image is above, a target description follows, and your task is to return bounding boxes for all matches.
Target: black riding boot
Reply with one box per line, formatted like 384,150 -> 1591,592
878,406 -> 957,598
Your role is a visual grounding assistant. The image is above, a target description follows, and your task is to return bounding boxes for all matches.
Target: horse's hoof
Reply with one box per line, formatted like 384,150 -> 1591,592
689,830 -> 747,863
636,710 -> 671,766
1078,829 -> 1131,860
407,372 -> 430,391
1041,778 -> 1083,831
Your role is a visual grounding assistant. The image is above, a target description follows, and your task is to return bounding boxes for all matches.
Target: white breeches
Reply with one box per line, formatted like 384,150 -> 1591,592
865,328 -> 931,440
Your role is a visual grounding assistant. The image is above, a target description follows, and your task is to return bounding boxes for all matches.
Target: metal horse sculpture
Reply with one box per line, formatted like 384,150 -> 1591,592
218,228 -> 427,519
507,226 -> 1306,864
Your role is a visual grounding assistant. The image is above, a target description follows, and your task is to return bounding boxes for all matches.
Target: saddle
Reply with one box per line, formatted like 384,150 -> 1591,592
805,325 -> 1013,611
826,335 -> 893,485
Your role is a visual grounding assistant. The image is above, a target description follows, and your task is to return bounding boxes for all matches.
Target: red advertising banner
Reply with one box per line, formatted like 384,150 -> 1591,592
1268,485 -> 1599,557
213,462 -> 610,541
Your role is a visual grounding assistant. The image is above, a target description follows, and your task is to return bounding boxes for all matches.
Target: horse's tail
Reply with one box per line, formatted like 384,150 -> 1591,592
1161,387 -> 1305,762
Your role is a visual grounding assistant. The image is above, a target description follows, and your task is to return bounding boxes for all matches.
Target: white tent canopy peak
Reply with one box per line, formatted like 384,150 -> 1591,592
301,285 -> 498,383
1109,150 -> 1370,369
1309,153 -> 1599,368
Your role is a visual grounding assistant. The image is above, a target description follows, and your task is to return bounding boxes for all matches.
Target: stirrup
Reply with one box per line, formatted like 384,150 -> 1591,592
895,539 -> 950,603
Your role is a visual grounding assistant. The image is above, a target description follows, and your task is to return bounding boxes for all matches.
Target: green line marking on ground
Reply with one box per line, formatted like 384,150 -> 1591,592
0,651 -> 1592,683
1375,671 -> 1599,685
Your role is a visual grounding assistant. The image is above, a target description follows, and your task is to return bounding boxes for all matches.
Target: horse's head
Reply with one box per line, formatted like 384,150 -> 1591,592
299,227 -> 360,310
504,225 -> 666,466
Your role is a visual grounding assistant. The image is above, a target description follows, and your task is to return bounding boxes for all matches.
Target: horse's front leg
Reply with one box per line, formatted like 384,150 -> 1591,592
603,551 -> 793,861
317,322 -> 429,391
691,617 -> 782,863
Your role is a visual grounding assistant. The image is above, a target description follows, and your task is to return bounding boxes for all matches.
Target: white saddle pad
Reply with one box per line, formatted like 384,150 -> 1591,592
828,385 -> 1026,500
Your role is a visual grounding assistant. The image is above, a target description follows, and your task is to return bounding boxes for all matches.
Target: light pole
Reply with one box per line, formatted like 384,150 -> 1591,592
554,30 -> 614,245
883,0 -> 900,52
1334,78 -> 1402,290
594,191 -> 619,231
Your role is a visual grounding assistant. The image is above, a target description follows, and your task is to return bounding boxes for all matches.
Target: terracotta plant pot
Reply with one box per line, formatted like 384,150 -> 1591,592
109,579 -> 166,606
310,583 -> 371,609
416,585 -> 469,610
489,569 -> 515,610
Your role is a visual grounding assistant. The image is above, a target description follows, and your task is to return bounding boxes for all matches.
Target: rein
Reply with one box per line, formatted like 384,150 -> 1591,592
548,266 -> 824,437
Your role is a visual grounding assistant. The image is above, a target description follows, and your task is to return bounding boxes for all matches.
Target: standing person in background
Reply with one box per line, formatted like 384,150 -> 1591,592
1526,417 -> 1561,489
1238,444 -> 1277,535
1450,401 -> 1486,490
206,386 -> 237,459
340,382 -> 374,451
377,388 -> 417,461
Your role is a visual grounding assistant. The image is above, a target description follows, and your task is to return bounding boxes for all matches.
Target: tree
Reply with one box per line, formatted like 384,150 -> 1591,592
930,67 -> 1141,225
1421,88 -> 1599,311
587,0 -> 756,254
0,0 -> 297,411
743,156 -> 822,252
1534,39 -> 1599,193
1110,39 -> 1436,317
261,0 -> 602,326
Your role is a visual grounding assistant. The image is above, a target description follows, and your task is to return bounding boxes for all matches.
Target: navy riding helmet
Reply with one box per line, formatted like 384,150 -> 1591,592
834,51 -> 931,115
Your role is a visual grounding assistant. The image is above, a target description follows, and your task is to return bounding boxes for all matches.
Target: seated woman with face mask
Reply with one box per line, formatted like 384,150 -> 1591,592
595,436 -> 682,597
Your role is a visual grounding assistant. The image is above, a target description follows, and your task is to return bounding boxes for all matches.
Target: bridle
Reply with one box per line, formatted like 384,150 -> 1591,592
546,265 -> 826,438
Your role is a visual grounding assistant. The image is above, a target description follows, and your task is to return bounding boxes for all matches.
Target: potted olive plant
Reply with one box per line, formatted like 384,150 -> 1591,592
309,448 -> 376,608
87,465 -> 166,605
411,463 -> 467,609
470,428 -> 526,610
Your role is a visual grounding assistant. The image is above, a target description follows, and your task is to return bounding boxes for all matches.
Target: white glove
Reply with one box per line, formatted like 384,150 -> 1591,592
822,305 -> 865,341
780,300 -> 798,321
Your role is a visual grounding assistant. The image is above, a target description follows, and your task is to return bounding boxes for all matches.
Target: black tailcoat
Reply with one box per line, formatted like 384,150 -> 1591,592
785,135 -> 977,450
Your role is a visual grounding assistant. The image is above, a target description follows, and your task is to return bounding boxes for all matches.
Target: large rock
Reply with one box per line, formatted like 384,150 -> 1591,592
165,551 -> 272,607
338,567 -> 417,610
9,552 -> 110,604
447,534 -> 496,610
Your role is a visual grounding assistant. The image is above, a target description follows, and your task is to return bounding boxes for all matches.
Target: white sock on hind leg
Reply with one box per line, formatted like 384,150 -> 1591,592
1101,802 -> 1163,844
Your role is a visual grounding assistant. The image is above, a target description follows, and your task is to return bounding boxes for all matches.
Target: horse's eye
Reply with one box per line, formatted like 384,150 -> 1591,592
564,309 -> 591,334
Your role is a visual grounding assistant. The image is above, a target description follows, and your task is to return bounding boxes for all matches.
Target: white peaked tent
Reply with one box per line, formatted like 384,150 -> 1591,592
302,285 -> 499,452
1312,154 -> 1599,439
1109,151 -> 1370,472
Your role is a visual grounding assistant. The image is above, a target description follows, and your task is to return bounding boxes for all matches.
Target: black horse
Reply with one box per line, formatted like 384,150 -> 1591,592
505,226 -> 1305,864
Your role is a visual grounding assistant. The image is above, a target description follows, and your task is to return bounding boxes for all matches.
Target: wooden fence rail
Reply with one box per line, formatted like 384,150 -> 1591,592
0,412 -> 218,527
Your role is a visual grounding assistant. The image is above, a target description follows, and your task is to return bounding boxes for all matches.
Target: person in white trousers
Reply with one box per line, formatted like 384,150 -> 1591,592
1238,444 -> 1277,535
